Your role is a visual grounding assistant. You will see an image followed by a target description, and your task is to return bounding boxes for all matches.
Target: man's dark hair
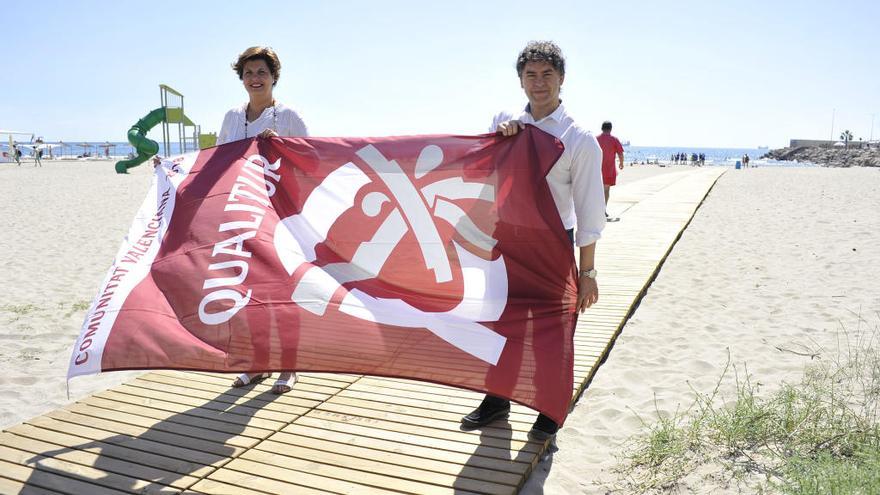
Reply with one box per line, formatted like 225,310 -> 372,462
516,41 -> 565,77
602,121 -> 612,131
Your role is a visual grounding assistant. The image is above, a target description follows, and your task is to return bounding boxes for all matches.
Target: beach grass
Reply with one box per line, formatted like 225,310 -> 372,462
614,312 -> 880,494
2,303 -> 39,315
64,299 -> 91,317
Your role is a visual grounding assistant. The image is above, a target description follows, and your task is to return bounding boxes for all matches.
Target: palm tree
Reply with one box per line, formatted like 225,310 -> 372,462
840,130 -> 854,150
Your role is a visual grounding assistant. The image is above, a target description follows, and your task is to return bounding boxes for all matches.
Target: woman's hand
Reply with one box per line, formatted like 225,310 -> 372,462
258,129 -> 279,138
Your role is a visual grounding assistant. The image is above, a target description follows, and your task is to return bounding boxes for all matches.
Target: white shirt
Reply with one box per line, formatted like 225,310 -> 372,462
491,103 -> 605,246
217,102 -> 308,145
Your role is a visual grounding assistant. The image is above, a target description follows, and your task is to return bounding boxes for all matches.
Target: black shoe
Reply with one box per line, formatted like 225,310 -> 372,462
528,413 -> 559,441
461,396 -> 510,429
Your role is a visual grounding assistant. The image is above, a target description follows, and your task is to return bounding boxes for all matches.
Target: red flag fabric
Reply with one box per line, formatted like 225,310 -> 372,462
68,126 -> 578,423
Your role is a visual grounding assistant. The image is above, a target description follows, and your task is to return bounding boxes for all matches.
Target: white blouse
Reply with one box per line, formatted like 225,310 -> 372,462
217,102 -> 308,145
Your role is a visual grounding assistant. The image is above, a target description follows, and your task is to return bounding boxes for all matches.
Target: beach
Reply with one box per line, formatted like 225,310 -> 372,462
1,161 -> 879,494
522,166 -> 880,493
0,160 -> 153,429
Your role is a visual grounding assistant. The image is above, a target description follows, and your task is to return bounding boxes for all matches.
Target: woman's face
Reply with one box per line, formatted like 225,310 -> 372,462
241,59 -> 275,99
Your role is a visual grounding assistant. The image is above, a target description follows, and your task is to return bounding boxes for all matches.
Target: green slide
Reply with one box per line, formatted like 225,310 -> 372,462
114,108 -> 165,174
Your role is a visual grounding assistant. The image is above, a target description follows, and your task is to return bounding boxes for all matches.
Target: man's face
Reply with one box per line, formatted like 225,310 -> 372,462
520,61 -> 564,110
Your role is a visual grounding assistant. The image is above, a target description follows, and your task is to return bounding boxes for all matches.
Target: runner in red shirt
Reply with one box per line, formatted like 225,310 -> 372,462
596,121 -> 624,221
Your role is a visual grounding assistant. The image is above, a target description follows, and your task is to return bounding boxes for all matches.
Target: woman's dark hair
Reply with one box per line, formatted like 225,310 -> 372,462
232,46 -> 281,86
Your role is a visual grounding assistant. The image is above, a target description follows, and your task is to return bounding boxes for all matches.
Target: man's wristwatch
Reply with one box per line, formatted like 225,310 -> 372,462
579,268 -> 597,279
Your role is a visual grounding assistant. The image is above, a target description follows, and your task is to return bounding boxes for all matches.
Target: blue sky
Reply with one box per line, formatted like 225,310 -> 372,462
2,0 -> 878,148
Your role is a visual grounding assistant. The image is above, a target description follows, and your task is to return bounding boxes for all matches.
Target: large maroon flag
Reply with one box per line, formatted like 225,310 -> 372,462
69,126 -> 578,423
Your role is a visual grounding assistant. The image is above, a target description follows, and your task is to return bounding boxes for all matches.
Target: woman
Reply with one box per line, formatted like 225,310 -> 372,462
217,46 -> 308,144
219,46 -> 307,394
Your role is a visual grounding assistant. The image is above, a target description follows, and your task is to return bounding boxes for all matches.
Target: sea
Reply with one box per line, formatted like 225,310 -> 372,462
621,146 -> 809,167
7,142 -> 811,167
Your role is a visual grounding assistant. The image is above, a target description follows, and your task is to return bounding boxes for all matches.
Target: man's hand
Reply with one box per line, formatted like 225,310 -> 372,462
258,129 -> 279,138
496,120 -> 525,136
576,276 -> 599,313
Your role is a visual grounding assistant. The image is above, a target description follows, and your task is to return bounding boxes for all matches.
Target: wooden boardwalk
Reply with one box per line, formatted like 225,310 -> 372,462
0,167 -> 725,495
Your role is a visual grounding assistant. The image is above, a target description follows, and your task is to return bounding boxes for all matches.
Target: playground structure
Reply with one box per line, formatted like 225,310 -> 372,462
115,85 -> 217,174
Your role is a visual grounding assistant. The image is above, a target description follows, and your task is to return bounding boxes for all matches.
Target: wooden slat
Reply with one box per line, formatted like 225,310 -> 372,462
314,400 -> 539,446
157,370 -> 349,399
0,446 -> 175,494
275,424 -> 525,483
79,396 -> 274,440
190,476 -> 318,495
0,475 -> 65,495
209,456 -> 404,495
93,389 -> 285,432
247,441 -> 516,495
292,415 -> 532,470
4,424 -> 214,478
0,432 -> 200,490
40,409 -> 246,458
240,448 -> 486,495
20,416 -> 230,468
108,384 -> 301,424
122,379 -> 314,417
60,403 -> 258,449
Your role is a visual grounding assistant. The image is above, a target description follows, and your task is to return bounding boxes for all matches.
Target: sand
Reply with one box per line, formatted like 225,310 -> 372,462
2,160 -> 878,494
522,166 -> 880,493
0,159 -> 153,429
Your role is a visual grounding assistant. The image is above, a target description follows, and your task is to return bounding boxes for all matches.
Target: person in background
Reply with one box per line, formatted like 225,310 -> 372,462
596,121 -> 624,221
12,144 -> 21,166
219,46 -> 308,394
34,139 -> 43,167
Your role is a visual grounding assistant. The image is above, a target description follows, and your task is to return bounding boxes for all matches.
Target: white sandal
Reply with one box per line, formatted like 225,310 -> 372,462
231,372 -> 271,388
272,372 -> 297,394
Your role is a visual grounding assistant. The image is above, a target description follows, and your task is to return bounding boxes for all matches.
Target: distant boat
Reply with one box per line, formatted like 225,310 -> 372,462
622,140 -> 631,146
757,145 -> 768,150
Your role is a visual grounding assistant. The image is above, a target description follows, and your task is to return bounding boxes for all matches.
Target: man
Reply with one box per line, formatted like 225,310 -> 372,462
596,121 -> 624,221
460,40 -> 605,440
